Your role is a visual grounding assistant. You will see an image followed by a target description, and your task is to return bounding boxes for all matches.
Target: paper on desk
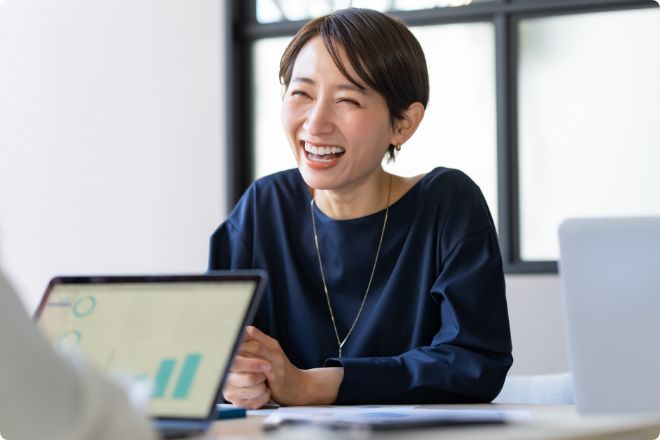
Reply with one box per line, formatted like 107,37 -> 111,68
263,405 -> 530,429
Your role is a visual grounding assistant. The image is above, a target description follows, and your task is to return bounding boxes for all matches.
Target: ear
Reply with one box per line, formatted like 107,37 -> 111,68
389,102 -> 425,146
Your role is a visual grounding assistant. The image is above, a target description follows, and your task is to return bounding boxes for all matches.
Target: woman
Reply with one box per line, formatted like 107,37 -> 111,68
210,7 -> 512,408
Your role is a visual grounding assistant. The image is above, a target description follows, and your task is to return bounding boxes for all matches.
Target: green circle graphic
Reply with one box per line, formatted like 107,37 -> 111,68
73,296 -> 96,318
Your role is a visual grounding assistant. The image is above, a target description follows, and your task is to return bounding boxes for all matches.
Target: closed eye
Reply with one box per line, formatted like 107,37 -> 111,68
290,90 -> 311,99
338,98 -> 361,107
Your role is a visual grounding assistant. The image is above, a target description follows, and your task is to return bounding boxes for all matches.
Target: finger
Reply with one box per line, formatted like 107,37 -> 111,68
238,340 -> 271,360
224,381 -> 269,406
223,378 -> 267,398
223,382 -> 268,405
241,326 -> 254,342
230,355 -> 271,373
234,388 -> 271,410
242,325 -> 260,341
233,382 -> 268,401
225,371 -> 266,388
236,341 -> 260,359
252,388 -> 272,409
245,326 -> 279,350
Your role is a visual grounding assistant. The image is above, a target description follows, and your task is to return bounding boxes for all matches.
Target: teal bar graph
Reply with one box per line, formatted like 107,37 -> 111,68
153,359 -> 176,399
172,354 -> 202,399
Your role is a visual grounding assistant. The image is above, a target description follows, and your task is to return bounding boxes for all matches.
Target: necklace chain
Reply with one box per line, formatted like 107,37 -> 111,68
310,174 -> 392,358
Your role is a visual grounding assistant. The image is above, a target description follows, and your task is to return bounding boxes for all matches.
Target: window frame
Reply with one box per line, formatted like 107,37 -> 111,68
225,0 -> 658,274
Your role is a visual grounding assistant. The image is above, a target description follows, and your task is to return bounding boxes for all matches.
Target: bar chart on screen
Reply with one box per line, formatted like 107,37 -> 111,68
36,281 -> 245,417
152,353 -> 203,400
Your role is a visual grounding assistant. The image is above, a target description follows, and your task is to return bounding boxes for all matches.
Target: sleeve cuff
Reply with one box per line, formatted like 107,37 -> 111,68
323,356 -> 407,404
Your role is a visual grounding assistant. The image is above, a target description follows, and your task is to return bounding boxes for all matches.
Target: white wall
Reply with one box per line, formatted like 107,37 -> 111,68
0,0 -> 225,311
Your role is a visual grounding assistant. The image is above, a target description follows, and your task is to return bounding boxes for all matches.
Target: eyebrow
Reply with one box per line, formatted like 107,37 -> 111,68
290,76 -> 369,95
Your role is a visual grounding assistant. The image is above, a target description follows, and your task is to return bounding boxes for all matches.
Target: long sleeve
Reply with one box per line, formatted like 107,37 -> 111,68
327,227 -> 512,404
207,168 -> 512,405
209,219 -> 252,270
0,272 -> 157,440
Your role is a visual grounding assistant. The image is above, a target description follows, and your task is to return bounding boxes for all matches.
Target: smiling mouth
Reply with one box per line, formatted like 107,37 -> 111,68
301,141 -> 346,162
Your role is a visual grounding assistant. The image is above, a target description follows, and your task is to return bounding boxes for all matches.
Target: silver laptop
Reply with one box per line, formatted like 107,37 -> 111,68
559,217 -> 660,415
34,272 -> 266,438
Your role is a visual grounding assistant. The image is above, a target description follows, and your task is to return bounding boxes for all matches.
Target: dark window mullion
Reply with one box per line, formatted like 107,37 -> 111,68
495,11 -> 517,273
509,0 -> 656,13
228,0 -> 257,207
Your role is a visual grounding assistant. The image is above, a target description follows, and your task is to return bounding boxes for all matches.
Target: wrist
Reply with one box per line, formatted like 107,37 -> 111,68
301,367 -> 343,405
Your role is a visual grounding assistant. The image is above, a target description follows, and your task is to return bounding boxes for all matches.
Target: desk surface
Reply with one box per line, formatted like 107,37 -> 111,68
196,404 -> 660,440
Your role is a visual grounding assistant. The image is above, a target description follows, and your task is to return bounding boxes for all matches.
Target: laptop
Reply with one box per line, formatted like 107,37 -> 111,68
34,271 -> 266,438
559,217 -> 660,415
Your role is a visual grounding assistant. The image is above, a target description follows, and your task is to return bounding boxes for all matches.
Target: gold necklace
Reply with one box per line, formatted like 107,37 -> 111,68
309,174 -> 392,358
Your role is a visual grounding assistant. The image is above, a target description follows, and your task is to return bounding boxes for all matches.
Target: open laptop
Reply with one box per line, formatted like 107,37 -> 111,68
559,217 -> 660,415
34,271 -> 266,438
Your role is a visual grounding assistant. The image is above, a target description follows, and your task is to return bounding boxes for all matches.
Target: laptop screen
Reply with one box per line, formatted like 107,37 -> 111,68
36,276 -> 260,419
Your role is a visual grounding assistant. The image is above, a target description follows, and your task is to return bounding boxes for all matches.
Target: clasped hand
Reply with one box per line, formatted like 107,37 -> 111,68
222,326 -> 343,409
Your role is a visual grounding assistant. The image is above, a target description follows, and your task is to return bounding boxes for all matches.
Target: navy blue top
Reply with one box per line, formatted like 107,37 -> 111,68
209,167 -> 512,404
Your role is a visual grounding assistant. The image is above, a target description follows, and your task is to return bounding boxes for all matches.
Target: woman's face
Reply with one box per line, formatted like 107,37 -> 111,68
281,36 -> 396,192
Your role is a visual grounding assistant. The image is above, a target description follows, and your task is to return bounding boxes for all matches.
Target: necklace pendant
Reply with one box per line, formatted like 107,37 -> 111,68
338,347 -> 342,358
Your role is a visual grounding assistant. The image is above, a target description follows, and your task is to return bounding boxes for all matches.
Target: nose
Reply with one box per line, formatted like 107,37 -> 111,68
303,100 -> 334,136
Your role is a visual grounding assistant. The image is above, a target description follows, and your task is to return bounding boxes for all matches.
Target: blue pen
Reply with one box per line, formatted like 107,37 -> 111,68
216,404 -> 247,420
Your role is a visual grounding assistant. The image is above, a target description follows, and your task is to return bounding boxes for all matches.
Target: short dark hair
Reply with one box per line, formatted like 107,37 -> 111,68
279,8 -> 429,162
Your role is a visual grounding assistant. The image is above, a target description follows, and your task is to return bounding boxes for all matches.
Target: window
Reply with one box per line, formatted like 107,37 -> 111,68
252,24 -> 499,220
518,8 -> 660,261
228,0 -> 660,273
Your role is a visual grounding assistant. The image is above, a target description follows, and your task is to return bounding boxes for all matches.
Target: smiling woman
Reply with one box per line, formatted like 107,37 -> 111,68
209,7 -> 512,408
280,35 -> 425,209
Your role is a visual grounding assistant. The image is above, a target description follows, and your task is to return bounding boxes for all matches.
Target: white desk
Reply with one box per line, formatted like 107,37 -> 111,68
198,404 -> 660,440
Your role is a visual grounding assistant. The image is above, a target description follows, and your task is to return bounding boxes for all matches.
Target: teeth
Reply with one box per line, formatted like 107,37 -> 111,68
304,142 -> 345,156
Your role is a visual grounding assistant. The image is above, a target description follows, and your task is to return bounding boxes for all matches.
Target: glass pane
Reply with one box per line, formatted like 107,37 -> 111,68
252,37 -> 296,178
518,8 -> 660,261
252,23 -> 498,222
385,23 -> 497,223
257,0 -> 493,24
